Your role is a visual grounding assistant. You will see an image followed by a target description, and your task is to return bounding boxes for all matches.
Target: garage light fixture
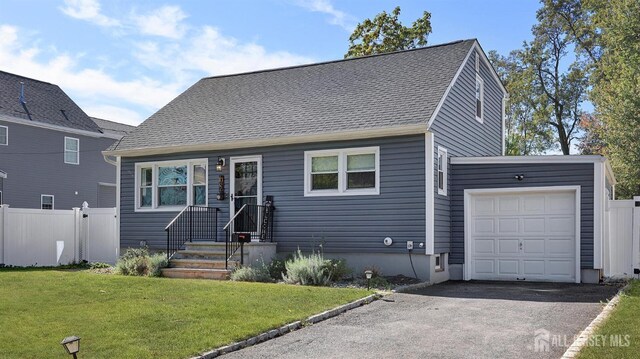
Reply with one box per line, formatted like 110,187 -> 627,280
514,174 -> 524,181
60,335 -> 81,358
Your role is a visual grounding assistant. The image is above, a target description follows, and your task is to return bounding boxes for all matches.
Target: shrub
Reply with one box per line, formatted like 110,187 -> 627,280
115,248 -> 168,277
230,265 -> 272,282
283,250 -> 331,286
323,259 -> 351,282
267,254 -> 293,281
89,262 -> 112,269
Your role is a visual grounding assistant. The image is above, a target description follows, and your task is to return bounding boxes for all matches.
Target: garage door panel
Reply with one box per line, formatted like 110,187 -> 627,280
498,239 -> 519,254
498,218 -> 519,233
468,190 -> 577,283
498,260 -> 519,275
523,218 -> 546,233
474,218 -> 495,233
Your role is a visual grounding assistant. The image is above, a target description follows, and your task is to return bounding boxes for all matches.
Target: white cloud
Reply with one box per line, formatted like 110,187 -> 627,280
133,26 -> 313,78
60,0 -> 120,27
293,0 -> 356,31
133,5 -> 188,39
84,105 -> 143,126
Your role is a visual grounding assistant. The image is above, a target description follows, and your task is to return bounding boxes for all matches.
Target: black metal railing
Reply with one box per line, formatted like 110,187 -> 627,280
224,203 -> 275,269
165,206 -> 220,260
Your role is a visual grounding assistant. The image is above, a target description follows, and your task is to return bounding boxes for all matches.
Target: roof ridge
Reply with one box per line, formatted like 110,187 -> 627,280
201,39 -> 476,81
0,70 -> 57,86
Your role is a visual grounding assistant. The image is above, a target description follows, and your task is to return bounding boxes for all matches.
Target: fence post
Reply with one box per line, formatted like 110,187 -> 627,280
73,207 -> 81,263
633,196 -> 640,271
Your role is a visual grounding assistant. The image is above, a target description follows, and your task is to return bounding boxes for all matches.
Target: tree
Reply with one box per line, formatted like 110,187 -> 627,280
489,50 -> 554,155
576,114 -> 606,155
524,5 -> 589,155
345,6 -> 432,58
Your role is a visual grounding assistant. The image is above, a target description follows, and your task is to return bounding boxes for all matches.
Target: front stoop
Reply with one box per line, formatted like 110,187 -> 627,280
161,242 -> 240,280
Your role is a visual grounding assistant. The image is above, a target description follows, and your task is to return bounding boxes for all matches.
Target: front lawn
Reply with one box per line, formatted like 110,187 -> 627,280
578,280 -> 640,358
0,269 -> 370,358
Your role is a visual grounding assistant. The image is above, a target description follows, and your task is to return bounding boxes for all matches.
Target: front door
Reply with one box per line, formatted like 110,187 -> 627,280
229,156 -> 262,228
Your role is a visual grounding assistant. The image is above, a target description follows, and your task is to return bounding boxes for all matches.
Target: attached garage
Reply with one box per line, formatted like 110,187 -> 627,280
464,187 -> 580,283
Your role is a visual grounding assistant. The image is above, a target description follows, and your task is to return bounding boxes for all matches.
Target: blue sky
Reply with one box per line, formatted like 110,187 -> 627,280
0,0 -> 541,125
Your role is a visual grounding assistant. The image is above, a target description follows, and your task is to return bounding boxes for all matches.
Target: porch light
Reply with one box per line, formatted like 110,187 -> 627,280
216,157 -> 225,172
364,270 -> 373,290
60,336 -> 81,358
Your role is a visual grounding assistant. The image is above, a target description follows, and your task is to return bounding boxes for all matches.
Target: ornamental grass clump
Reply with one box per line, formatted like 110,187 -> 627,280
283,250 -> 331,286
230,265 -> 272,283
115,247 -> 168,277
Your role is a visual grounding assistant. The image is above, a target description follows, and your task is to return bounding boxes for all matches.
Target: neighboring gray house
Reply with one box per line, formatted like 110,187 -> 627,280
0,71 -> 134,209
104,39 -> 616,283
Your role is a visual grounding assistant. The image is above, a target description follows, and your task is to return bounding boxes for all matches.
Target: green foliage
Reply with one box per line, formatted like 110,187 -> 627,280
89,262 -> 112,270
115,248 -> 168,277
345,6 -> 432,58
283,250 -> 331,286
230,265 -> 272,283
267,255 -> 291,281
323,258 -> 352,282
488,50 -> 555,155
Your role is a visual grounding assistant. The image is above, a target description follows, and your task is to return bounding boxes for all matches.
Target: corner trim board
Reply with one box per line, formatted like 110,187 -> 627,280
425,132 -> 435,255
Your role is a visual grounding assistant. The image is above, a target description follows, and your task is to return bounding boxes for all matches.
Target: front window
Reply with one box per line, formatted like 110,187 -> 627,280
0,125 -> 7,145
64,137 -> 79,164
135,159 -> 208,211
305,147 -> 379,196
41,195 -> 54,210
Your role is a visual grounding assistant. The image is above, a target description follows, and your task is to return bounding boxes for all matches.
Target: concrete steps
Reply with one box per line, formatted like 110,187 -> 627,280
163,242 -> 240,280
161,267 -> 231,280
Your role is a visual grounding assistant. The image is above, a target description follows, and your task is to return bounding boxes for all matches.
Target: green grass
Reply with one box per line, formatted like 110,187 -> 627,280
0,268 -> 370,359
578,280 -> 640,359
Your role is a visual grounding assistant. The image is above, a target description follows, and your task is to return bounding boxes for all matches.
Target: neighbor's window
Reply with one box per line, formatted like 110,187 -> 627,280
437,147 -> 448,196
0,125 -> 7,145
305,147 -> 379,196
41,194 -> 54,210
135,159 -> 207,211
475,54 -> 484,123
64,137 -> 79,164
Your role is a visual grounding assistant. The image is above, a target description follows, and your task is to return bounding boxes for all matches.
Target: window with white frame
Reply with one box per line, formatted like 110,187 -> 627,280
475,55 -> 484,123
0,125 -> 7,145
437,147 -> 447,196
135,159 -> 208,211
64,137 -> 79,164
41,194 -> 54,210
304,147 -> 379,196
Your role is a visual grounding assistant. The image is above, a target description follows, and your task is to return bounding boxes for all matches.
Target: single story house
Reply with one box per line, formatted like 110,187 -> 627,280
104,39 -> 616,283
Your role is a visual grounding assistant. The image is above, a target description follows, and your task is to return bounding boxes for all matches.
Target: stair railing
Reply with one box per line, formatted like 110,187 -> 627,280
165,206 -> 220,260
224,203 -> 275,269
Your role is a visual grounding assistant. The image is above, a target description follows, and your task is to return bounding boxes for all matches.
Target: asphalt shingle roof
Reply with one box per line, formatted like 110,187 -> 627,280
112,39 -> 476,152
91,117 -> 135,137
0,71 -> 102,133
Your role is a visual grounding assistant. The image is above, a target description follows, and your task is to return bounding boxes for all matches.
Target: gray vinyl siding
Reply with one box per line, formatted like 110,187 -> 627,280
450,163 -> 595,269
119,135 -> 426,254
429,50 -> 504,254
0,120 -> 117,209
97,184 -> 116,207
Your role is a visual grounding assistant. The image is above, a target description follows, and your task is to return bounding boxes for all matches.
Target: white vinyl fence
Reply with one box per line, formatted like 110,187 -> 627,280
604,196 -> 640,278
0,204 -> 118,266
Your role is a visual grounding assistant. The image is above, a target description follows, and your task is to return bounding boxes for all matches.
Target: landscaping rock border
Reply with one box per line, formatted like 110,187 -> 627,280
561,283 -> 629,359
193,293 -> 380,358
392,281 -> 431,293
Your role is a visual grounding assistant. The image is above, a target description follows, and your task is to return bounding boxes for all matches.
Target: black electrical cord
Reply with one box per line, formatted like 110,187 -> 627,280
408,249 -> 418,279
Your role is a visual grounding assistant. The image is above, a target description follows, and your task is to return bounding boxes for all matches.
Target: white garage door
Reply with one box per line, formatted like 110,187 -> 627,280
467,189 -> 578,283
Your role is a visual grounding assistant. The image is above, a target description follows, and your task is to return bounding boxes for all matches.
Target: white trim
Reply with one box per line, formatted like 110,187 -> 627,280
435,253 -> 442,271
104,124 -> 425,157
437,146 -> 448,196
303,147 -> 380,197
451,155 -> 608,165
229,155 -> 263,218
475,74 -> 484,123
463,186 -> 581,283
0,125 -> 7,146
0,113 -> 120,140
116,156 -> 121,255
501,95 -> 507,155
425,132 -> 435,255
40,194 -> 55,210
134,158 -> 208,212
0,170 -> 6,179
64,137 -> 80,165
427,41 -> 508,129
594,162 -> 605,269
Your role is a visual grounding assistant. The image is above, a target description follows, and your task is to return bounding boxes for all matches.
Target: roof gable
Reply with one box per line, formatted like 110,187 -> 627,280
0,71 -> 102,133
112,39 -> 476,154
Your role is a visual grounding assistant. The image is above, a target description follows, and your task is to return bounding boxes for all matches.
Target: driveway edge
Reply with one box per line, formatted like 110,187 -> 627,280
561,283 -> 629,358
193,293 -> 380,359
392,281 -> 431,293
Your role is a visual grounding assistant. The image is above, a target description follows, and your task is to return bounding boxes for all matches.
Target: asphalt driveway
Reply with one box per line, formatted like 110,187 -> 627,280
223,281 -> 619,359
